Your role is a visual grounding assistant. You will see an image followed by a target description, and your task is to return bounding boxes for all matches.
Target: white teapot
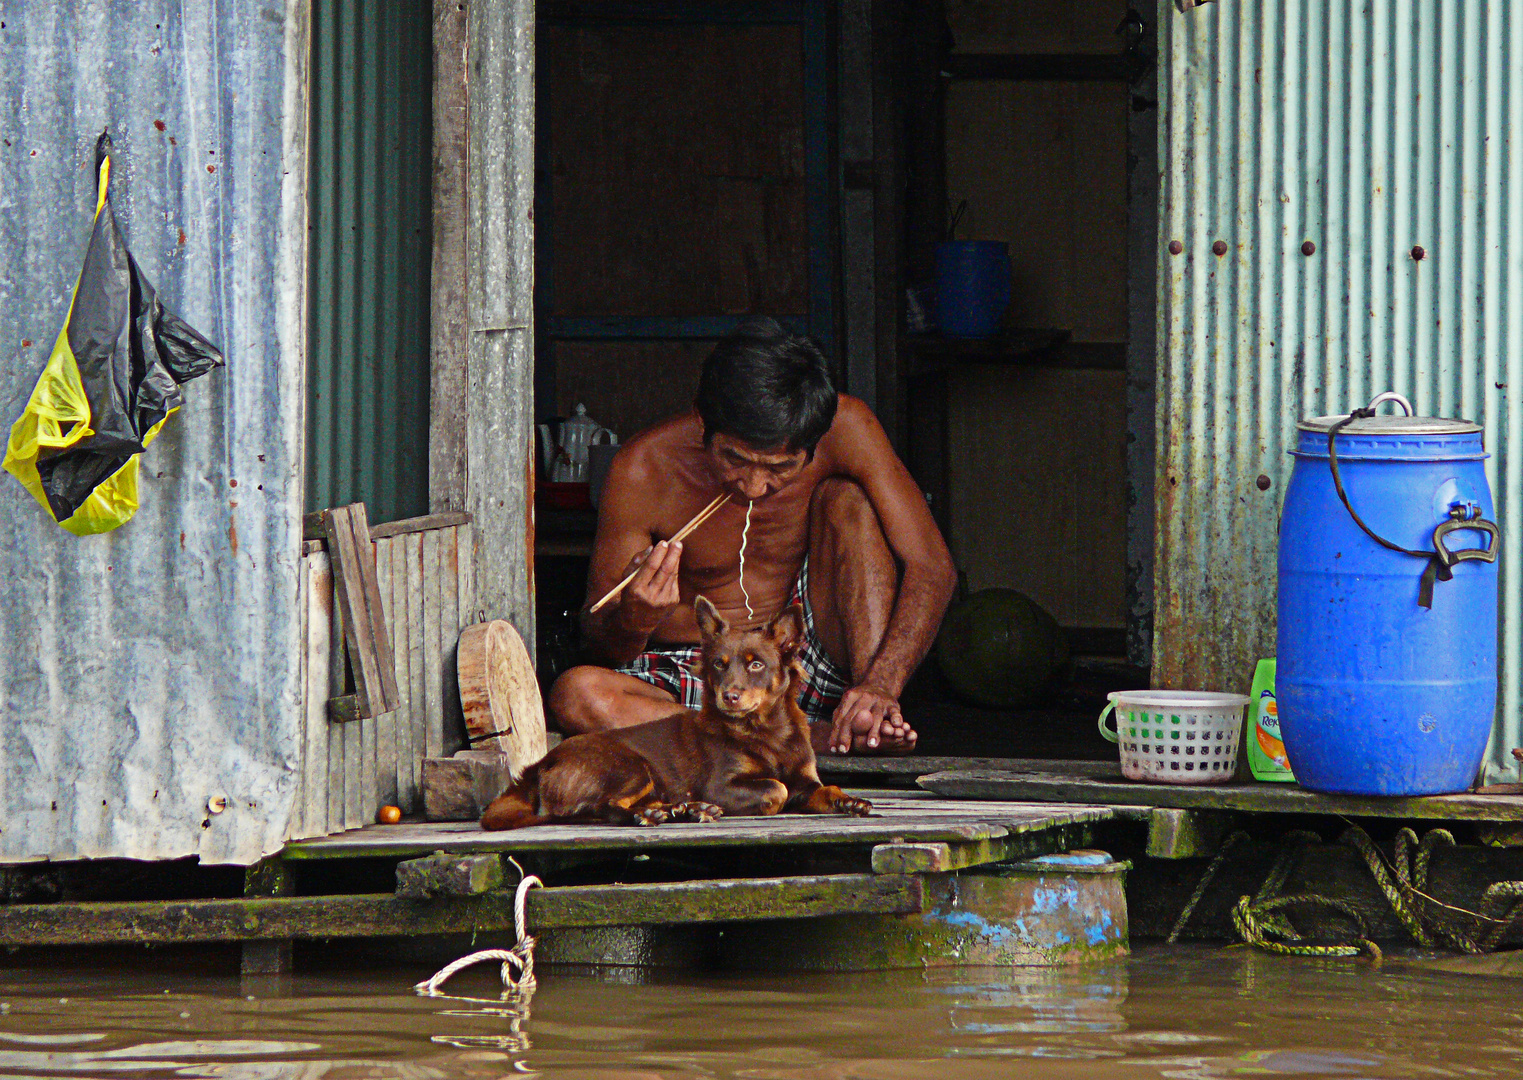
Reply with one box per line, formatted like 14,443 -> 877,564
539,404 -> 617,483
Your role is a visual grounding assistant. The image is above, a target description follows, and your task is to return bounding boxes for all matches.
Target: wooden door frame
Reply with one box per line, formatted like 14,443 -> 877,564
430,0 -> 537,652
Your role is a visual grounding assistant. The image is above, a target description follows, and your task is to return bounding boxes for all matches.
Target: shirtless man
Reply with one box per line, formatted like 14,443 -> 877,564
549,318 -> 957,754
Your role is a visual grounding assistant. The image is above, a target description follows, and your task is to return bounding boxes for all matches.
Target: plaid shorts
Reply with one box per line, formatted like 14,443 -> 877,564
617,556 -> 851,723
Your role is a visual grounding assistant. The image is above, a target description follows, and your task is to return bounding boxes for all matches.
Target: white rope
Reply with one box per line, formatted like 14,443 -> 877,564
738,499 -> 755,620
415,871 -> 543,1001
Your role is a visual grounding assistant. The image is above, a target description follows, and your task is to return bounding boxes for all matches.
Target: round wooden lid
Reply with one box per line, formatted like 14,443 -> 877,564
457,619 -> 547,776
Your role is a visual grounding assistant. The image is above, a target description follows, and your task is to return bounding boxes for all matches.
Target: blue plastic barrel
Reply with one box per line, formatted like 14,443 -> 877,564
1277,394 -> 1500,795
935,241 -> 1011,339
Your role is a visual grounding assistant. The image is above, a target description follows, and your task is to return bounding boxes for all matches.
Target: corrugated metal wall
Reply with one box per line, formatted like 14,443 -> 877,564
1156,1 -> 1523,772
0,1 -> 308,862
306,0 -> 433,525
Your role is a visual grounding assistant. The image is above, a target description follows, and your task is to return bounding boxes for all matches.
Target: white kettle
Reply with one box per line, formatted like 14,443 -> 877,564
539,404 -> 617,483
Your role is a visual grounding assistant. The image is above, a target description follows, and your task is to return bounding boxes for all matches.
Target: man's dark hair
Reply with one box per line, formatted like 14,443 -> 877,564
695,317 -> 838,454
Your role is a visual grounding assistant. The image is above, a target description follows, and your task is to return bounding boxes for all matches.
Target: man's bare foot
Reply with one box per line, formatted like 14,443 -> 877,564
822,686 -> 919,755
811,718 -> 918,757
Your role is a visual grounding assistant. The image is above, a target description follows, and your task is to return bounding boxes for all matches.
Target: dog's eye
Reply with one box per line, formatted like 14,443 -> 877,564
748,660 -> 764,672
712,658 -> 726,669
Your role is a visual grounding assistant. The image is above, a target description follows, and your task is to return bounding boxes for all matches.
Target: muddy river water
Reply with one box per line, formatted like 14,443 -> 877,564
0,945 -> 1517,1078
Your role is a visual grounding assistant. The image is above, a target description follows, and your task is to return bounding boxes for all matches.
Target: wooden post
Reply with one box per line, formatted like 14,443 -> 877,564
1145,808 -> 1238,859
240,858 -> 295,975
431,0 -> 536,658
871,0 -> 908,453
430,0 -> 469,515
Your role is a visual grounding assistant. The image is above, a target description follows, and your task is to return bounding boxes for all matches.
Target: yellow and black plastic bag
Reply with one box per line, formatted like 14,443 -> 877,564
4,130 -> 223,535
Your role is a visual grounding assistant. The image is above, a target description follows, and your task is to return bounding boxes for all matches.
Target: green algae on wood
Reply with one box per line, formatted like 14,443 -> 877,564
0,873 -> 926,946
870,820 -> 1095,874
395,851 -> 504,898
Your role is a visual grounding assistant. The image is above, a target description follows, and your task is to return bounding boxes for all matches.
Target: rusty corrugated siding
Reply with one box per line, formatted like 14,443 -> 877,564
1156,1 -> 1523,772
0,0 -> 308,862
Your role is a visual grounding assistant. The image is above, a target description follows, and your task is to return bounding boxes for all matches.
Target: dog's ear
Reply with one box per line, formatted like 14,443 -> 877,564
694,595 -> 727,640
767,603 -> 806,656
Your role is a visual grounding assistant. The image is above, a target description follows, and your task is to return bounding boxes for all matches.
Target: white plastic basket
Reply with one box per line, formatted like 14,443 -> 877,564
1097,690 -> 1250,785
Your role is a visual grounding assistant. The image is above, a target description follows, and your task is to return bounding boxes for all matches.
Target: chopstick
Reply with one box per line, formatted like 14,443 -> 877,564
587,493 -> 730,614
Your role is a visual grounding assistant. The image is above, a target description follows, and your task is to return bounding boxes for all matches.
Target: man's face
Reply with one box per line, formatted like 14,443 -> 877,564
706,433 -> 809,502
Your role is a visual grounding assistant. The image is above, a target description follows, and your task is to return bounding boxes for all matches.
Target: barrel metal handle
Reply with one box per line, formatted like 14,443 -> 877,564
1434,502 -> 1500,569
1363,390 -> 1414,417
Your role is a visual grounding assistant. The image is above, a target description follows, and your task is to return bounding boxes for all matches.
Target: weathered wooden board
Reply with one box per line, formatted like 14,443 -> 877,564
0,874 -> 925,946
439,525 -> 465,755
543,24 -> 808,319
370,511 -> 473,540
322,504 -> 400,718
285,794 -> 1113,859
422,528 -> 445,759
552,341 -> 713,450
919,765 -> 1523,822
395,852 -> 504,899
384,535 -> 413,809
373,541 -> 399,807
405,530 -> 427,803
299,550 -> 334,839
429,0 -> 469,515
327,577 -> 350,831
819,756 -> 1118,783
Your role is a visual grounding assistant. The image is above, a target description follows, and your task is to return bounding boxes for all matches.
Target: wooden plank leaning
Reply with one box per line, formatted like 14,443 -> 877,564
322,503 -> 400,719
354,503 -> 401,710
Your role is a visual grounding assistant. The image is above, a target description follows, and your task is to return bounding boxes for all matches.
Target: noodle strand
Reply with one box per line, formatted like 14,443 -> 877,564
738,500 -> 755,620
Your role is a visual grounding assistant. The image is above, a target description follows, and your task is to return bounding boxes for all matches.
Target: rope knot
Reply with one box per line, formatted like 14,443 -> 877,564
415,870 -> 543,1000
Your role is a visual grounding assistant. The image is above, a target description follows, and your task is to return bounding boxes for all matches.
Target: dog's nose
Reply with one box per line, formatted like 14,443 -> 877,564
723,689 -> 741,705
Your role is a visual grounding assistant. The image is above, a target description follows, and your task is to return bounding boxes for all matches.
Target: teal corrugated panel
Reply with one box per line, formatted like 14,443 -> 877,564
306,0 -> 432,524
1156,1 -> 1523,773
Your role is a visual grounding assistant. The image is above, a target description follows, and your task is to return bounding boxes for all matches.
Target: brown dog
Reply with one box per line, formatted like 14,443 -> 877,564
480,596 -> 872,829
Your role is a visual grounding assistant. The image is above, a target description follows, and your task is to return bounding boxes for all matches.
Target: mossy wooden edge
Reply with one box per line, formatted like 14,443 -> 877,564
871,820 -> 1096,873
919,769 -> 1523,822
280,805 -> 1116,861
0,874 -> 924,947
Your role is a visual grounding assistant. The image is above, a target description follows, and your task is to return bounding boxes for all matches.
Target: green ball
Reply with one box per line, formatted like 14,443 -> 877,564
935,589 -> 1069,708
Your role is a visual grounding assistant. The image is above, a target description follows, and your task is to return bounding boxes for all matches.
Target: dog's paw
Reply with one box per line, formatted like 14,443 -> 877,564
633,806 -> 671,827
670,801 -> 724,823
833,793 -> 873,817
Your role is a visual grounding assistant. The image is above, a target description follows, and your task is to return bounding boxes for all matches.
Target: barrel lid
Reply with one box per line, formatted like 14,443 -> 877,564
1298,414 -> 1481,436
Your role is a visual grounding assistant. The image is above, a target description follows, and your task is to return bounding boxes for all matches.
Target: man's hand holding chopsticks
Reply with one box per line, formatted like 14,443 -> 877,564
614,540 -> 684,633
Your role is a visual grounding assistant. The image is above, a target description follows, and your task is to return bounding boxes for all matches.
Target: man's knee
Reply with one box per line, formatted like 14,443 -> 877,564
810,477 -> 881,539
547,666 -> 621,733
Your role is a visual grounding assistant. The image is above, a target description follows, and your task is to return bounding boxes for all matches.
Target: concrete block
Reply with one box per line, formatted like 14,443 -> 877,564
396,851 -> 504,899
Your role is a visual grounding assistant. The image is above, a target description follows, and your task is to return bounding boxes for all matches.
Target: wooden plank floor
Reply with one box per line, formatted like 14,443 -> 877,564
283,791 -> 1114,860
920,764 -> 1523,822
818,756 -> 1115,784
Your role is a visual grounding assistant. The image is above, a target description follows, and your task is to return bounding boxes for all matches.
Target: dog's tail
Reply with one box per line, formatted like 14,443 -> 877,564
480,764 -> 545,831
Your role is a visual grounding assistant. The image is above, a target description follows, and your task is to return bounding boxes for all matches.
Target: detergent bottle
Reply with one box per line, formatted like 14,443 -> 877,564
1243,659 -> 1295,782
